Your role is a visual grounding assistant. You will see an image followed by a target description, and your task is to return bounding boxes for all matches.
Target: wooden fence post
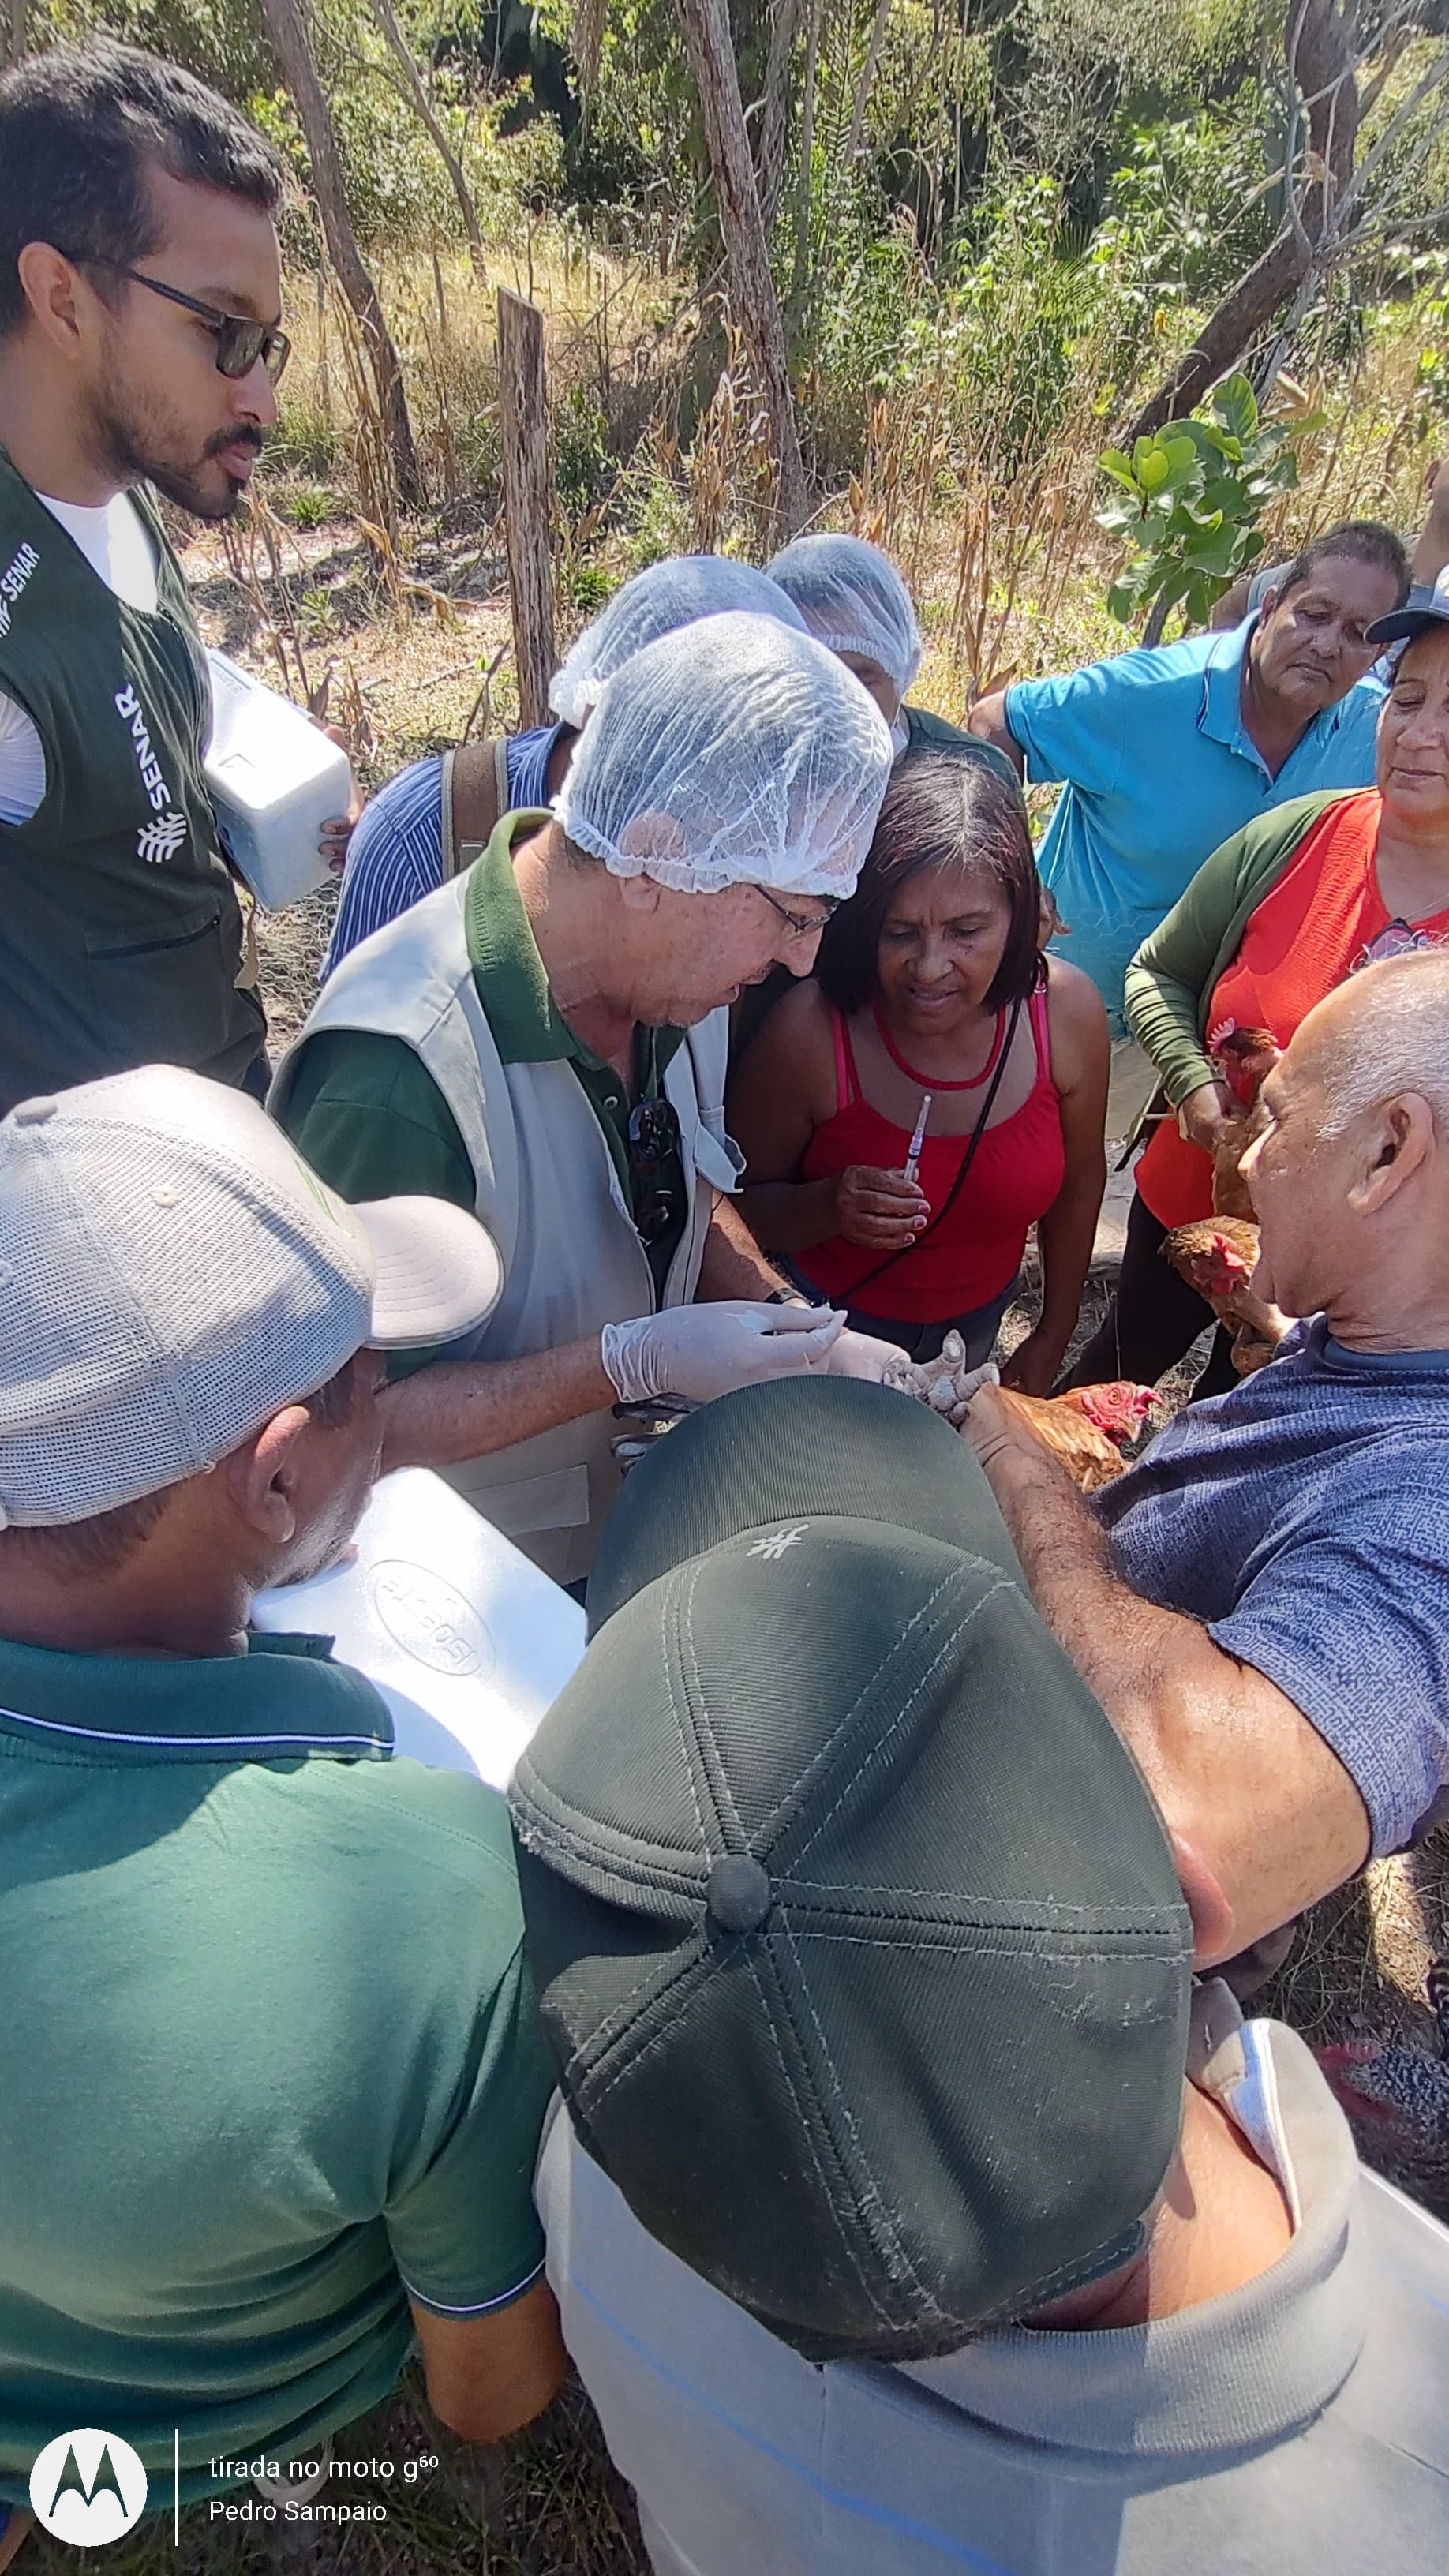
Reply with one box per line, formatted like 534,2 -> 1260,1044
496,289 -> 556,729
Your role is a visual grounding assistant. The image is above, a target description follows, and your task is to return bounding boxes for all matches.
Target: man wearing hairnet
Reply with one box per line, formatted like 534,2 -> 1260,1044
273,612 -> 895,1583
322,555 -> 808,975
769,532 -> 1017,784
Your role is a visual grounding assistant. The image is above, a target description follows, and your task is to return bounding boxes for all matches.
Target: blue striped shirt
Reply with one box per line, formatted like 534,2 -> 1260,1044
323,724 -> 561,979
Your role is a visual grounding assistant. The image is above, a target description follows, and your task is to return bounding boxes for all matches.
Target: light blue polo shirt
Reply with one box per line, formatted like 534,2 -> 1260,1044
1005,622 -> 1383,1029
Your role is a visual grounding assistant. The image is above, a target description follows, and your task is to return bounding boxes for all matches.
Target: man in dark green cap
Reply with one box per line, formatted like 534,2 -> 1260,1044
511,1377 -> 1449,2576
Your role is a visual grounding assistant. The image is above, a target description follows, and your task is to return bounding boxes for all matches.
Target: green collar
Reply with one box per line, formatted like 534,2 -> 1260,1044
0,1628 -> 393,1769
463,809 -> 578,1065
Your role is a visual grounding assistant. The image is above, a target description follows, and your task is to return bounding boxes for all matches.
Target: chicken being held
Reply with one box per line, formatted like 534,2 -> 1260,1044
1161,1217 -> 1292,1376
1206,1023 -> 1279,1218
885,1332 -> 1155,1491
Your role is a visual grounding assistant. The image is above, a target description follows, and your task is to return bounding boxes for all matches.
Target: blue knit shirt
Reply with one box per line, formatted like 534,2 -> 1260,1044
1095,1317 -> 1449,1853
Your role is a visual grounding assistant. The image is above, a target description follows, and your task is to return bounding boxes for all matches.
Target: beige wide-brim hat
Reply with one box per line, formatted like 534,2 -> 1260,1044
0,1064 -> 502,1526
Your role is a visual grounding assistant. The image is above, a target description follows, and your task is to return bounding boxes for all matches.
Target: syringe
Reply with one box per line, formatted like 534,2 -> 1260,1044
904,1091 -> 933,1187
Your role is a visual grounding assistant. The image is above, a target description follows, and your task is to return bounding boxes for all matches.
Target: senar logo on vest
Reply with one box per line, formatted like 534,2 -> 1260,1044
29,2428 -> 148,2544
114,682 -> 189,864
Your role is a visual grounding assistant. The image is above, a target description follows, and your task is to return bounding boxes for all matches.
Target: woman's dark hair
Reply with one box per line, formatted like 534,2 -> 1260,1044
0,39 -> 283,337
815,748 -> 1044,1017
1275,520 -> 1410,613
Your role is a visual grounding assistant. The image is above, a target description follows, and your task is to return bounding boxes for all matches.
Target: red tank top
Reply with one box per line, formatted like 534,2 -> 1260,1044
1137,790 -> 1449,1228
799,988 -> 1065,1322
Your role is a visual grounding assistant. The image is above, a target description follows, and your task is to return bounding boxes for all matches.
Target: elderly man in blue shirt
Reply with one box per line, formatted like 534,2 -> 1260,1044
968,522 -> 1408,1081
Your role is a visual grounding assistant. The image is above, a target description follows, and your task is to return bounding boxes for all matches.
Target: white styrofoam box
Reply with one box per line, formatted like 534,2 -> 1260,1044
251,1468 -> 585,1788
203,649 -> 350,911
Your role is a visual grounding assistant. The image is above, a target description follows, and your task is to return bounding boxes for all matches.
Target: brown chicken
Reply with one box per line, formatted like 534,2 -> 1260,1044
992,1380 -> 1156,1492
1161,1217 -> 1291,1375
1206,1024 -> 1279,1218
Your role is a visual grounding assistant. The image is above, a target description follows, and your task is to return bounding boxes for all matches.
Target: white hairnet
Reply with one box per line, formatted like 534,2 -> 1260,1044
553,610 -> 893,898
549,554 -> 808,728
767,533 -> 923,698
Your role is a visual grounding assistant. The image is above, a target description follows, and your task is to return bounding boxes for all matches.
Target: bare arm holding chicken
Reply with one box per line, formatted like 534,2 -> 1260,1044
957,1386 -> 1371,1964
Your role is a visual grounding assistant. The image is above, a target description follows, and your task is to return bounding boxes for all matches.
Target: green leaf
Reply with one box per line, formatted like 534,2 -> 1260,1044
1212,372 -> 1259,444
1099,447 -> 1139,492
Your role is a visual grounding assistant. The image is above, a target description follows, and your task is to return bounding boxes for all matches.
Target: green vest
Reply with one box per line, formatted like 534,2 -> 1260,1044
0,449 -> 264,1111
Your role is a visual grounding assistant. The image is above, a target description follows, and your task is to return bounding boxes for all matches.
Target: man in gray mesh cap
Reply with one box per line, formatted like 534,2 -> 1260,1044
0,1065 -> 567,2529
274,608 -> 899,1588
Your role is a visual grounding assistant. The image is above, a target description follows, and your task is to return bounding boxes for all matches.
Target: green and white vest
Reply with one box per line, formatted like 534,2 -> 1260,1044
272,872 -> 740,1583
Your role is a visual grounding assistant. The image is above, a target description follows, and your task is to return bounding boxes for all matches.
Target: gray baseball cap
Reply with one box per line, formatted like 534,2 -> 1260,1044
0,1064 -> 501,1527
511,1377 -> 1193,2364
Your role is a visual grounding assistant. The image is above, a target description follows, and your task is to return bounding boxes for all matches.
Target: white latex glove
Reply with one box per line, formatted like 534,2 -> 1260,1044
601,1301 -> 844,1405
826,1327 -> 913,1385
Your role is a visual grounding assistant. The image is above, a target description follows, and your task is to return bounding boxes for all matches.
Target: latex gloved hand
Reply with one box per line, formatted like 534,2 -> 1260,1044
601,1300 -> 844,1406
826,1327 -> 915,1386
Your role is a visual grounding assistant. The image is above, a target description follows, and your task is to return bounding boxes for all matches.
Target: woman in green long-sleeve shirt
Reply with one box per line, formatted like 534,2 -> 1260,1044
1070,606 -> 1449,1392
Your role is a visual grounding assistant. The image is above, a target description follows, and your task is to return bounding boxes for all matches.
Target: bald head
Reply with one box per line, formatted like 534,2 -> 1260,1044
1303,948 -> 1449,1138
1241,945 -> 1449,1349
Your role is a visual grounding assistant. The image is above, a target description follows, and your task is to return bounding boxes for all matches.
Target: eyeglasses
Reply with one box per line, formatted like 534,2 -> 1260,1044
627,1096 -> 684,1245
73,258 -> 290,385
755,886 -> 839,944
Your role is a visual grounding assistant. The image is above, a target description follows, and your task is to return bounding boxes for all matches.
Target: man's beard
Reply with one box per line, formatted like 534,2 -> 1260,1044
92,392 -> 264,522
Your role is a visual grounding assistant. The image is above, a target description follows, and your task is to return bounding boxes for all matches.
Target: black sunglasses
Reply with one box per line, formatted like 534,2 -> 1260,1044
627,1097 -> 685,1245
73,258 -> 290,386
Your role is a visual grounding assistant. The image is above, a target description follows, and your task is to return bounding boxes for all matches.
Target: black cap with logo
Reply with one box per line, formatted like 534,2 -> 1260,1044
510,1377 -> 1192,2361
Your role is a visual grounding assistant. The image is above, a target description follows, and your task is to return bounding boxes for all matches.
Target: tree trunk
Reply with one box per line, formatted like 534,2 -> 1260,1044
844,0 -> 891,165
756,0 -> 803,233
369,0 -> 487,280
256,0 -> 422,510
1121,0 -> 1358,444
676,0 -> 808,538
496,290 -> 556,728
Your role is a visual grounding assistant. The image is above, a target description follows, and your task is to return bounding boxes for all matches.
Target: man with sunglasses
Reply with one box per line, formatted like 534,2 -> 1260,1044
274,611 -> 897,1585
0,39 -> 330,1112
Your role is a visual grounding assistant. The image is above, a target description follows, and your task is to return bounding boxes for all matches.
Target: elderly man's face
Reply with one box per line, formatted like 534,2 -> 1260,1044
624,879 -> 835,1024
1252,554 -> 1402,719
1239,1032 -> 1354,1317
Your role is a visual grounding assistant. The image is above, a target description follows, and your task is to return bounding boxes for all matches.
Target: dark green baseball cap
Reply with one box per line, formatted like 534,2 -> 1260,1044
511,1377 -> 1193,2362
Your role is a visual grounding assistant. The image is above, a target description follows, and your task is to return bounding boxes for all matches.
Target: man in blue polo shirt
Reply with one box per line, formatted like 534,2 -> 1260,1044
968,520 -> 1408,1043
0,1065 -> 565,2526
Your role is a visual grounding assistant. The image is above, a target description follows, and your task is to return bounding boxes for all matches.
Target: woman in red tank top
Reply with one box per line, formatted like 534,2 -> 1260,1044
728,750 -> 1110,1390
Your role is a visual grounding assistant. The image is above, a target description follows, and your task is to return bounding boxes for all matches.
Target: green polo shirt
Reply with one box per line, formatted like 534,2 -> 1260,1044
0,1627 -> 553,2507
283,813 -> 687,1315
